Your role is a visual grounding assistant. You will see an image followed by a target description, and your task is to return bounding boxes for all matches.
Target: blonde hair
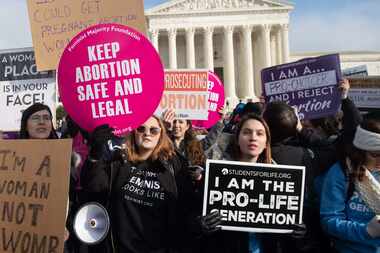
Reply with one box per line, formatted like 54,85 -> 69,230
126,115 -> 176,163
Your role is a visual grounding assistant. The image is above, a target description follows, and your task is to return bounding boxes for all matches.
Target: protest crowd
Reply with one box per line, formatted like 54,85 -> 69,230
1,75 -> 378,253
0,4 -> 379,252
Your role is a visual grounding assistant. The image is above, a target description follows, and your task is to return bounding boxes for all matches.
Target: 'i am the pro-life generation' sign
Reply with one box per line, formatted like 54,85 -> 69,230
261,54 -> 342,120
58,23 -> 164,135
203,160 -> 305,233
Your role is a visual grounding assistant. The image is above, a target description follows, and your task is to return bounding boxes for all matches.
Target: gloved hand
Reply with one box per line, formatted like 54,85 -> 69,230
199,211 -> 222,235
367,215 -> 380,238
88,124 -> 115,160
188,165 -> 204,181
290,223 -> 307,239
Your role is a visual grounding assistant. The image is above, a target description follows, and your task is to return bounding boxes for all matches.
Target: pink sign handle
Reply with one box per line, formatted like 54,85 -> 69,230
58,23 -> 164,135
192,71 -> 225,129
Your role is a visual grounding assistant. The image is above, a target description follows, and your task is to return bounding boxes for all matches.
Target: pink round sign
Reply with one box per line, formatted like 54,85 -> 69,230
58,23 -> 164,135
192,72 -> 225,129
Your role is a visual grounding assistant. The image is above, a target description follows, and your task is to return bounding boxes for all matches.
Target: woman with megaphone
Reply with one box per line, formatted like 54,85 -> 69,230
78,115 -> 211,253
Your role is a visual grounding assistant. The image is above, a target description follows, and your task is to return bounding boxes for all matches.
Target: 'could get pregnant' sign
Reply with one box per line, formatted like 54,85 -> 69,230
58,23 -> 164,135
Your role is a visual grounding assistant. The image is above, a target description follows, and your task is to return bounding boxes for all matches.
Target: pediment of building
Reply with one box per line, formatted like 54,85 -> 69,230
146,0 -> 293,15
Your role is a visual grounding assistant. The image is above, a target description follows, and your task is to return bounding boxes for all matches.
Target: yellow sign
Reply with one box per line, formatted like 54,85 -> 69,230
27,0 -> 147,71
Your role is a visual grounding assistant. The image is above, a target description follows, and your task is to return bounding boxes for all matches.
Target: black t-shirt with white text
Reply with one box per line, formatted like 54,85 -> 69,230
111,160 -> 171,253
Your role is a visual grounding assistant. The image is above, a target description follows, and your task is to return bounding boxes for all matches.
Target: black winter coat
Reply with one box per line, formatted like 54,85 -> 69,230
74,154 -> 197,253
261,98 -> 362,253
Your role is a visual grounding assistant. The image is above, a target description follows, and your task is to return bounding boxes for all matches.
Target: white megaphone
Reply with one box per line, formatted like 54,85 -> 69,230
73,202 -> 110,244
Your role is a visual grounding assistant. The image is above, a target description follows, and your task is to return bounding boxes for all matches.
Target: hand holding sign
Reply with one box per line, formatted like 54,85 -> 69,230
88,124 -> 115,160
339,78 -> 350,99
162,108 -> 176,131
199,211 -> 222,234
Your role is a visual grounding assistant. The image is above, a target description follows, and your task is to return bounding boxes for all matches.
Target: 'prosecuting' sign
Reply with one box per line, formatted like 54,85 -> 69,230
155,70 -> 209,120
203,160 -> 305,233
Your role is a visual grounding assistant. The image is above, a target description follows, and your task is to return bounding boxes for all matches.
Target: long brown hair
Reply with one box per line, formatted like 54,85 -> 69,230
231,113 -> 272,164
345,112 -> 380,183
184,120 -> 206,166
126,115 -> 176,163
171,119 -> 206,166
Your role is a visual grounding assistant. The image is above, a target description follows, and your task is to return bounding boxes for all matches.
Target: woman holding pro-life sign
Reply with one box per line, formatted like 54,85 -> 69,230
198,113 -> 273,253
320,112 -> 380,253
80,115 -> 205,253
160,108 -> 226,252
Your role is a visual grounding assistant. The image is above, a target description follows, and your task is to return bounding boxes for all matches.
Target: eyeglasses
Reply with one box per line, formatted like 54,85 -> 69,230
136,126 -> 161,136
368,151 -> 380,158
29,114 -> 52,123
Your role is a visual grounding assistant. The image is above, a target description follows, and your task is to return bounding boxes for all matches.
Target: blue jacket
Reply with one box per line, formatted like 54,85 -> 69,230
320,162 -> 380,253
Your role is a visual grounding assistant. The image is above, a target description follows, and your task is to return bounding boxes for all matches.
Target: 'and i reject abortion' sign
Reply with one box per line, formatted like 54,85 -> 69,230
58,23 -> 164,135
261,54 -> 342,120
203,160 -> 305,233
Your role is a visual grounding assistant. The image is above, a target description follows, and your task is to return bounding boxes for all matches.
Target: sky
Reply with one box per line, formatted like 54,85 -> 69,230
0,0 -> 379,53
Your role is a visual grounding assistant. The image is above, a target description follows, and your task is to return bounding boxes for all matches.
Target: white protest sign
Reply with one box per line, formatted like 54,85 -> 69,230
0,48 -> 56,131
348,77 -> 380,109
155,70 -> 209,120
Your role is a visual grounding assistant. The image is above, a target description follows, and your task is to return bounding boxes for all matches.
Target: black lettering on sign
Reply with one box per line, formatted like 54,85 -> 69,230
0,150 -> 26,172
0,180 -> 50,199
36,156 -> 51,177
1,228 -> 59,253
0,201 -> 44,226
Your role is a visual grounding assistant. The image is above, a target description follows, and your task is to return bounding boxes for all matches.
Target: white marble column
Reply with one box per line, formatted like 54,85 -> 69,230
241,25 -> 255,98
281,24 -> 290,63
275,26 -> 283,65
150,29 -> 159,51
203,26 -> 214,71
168,28 -> 177,69
270,33 -> 276,66
223,25 -> 237,101
185,27 -> 195,68
262,24 -> 271,67
252,28 -> 263,97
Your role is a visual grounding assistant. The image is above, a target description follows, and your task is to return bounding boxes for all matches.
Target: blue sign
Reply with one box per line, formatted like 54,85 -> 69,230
261,54 -> 342,120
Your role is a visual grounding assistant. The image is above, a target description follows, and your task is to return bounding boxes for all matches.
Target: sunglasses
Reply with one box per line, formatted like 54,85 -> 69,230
136,126 -> 161,136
